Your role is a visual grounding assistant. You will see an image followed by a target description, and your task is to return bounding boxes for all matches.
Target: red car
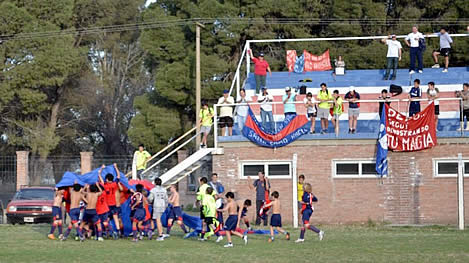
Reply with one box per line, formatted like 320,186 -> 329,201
6,186 -> 55,224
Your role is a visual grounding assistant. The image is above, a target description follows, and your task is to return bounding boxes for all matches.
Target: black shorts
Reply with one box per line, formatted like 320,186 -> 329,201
218,116 -> 234,128
435,105 -> 440,115
204,217 -> 215,225
307,112 -> 317,118
460,109 -> 469,121
434,48 -> 451,57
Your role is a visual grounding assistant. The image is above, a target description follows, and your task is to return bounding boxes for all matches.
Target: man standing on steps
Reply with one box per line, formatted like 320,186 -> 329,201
404,26 -> 425,74
133,144 -> 151,180
248,49 -> 272,94
247,172 -> 270,226
381,34 -> 402,80
429,28 -> 453,73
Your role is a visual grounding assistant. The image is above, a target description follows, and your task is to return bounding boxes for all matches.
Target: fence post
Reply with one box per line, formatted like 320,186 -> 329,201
80,152 -> 93,174
16,151 -> 29,190
458,153 -> 465,230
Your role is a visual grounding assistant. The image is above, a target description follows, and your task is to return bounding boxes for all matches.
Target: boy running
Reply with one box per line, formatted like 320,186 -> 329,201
167,184 -> 188,236
296,183 -> 324,243
80,183 -> 104,242
48,188 -> 65,240
218,192 -> 248,248
62,182 -> 85,241
238,199 -> 252,230
264,191 -> 290,242
199,187 -> 220,241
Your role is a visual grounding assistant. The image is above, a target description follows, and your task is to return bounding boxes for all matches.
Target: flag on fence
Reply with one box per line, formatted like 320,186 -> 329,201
375,106 -> 388,177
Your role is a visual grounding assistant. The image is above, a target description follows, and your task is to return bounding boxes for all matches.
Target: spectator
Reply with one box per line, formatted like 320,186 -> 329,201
381,34 -> 402,80
378,89 -> 391,118
283,87 -> 297,118
134,144 -> 151,180
199,101 -> 214,148
334,55 -> 345,76
217,89 -> 235,136
317,83 -> 333,134
331,90 -> 343,136
408,79 -> 422,117
303,92 -> 317,134
248,50 -> 272,94
235,89 -> 251,132
345,87 -> 360,134
456,83 -> 469,131
430,28 -> 453,73
247,172 -> 270,226
404,26 -> 425,74
258,87 -> 275,132
426,82 -> 440,129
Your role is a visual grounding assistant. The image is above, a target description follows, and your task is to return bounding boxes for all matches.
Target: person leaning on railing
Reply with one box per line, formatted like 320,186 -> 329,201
217,89 -> 235,136
317,83 -> 333,134
235,88 -> 251,132
456,83 -> 469,131
426,82 -> 440,129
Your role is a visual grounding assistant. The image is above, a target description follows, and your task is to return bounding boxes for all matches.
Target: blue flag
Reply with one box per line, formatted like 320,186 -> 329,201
376,105 -> 388,177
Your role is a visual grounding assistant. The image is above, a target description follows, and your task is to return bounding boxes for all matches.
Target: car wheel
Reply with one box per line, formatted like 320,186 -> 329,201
7,217 -> 15,225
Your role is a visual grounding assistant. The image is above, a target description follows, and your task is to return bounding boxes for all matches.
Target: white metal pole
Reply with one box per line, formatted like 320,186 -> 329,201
458,153 -> 464,230
213,106 -> 218,149
246,41 -> 250,77
236,71 -> 240,100
292,153 -> 298,228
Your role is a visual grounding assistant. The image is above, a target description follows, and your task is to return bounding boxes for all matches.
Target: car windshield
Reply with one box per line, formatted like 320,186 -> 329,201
13,189 -> 54,201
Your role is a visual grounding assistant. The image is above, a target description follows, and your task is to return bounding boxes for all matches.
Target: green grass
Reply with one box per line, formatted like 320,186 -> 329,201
1,224 -> 469,263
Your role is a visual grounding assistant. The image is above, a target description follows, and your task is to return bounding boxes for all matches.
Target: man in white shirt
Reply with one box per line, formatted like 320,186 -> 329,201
235,88 -> 251,132
217,89 -> 235,136
429,28 -> 453,72
257,87 -> 275,132
404,26 -> 425,74
381,34 -> 402,80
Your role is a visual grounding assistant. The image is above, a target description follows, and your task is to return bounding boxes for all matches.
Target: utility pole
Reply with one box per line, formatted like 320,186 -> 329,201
195,22 -> 205,147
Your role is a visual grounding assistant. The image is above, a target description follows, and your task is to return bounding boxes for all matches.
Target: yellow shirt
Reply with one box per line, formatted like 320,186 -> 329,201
333,97 -> 343,115
199,108 -> 214,127
317,90 -> 333,109
135,150 -> 151,170
297,182 -> 304,202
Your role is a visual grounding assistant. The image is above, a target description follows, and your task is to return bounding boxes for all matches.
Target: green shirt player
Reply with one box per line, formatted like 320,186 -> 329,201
199,187 -> 220,241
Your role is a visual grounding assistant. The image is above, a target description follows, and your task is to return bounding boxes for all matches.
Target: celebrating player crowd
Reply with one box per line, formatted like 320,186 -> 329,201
48,166 -> 323,247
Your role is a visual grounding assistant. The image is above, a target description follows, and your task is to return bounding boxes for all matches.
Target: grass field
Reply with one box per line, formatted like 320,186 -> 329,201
1,224 -> 469,263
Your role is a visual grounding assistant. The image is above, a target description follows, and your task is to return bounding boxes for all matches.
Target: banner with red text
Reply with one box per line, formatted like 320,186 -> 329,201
385,103 -> 437,152
286,50 -> 297,72
306,49 -> 332,71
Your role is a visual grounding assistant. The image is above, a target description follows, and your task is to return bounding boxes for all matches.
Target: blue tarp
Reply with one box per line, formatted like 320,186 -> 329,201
56,165 -> 134,190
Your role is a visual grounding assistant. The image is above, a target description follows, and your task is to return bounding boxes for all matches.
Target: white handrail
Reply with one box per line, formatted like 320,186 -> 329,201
228,44 -> 248,97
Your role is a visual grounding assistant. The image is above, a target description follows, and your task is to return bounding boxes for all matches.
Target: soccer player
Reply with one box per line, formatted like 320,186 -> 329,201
62,182 -> 85,241
238,199 -> 252,230
100,163 -> 123,239
296,183 -> 324,243
167,184 -> 188,236
263,191 -> 290,242
48,188 -> 65,240
148,178 -> 168,241
96,166 -> 111,238
131,184 -> 146,242
217,192 -> 248,248
80,183 -> 104,242
199,187 -> 220,241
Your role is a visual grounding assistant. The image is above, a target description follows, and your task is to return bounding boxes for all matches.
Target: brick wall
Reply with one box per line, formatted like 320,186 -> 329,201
212,138 -> 469,225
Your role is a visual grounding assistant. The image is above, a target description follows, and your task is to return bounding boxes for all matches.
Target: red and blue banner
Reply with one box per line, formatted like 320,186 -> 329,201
242,107 -> 309,148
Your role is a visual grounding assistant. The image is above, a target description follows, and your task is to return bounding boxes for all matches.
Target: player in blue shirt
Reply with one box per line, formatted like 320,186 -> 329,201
295,183 -> 324,243
408,79 -> 422,117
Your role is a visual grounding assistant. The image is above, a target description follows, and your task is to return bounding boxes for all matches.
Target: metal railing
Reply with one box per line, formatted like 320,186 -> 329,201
229,34 -> 469,100
129,124 -> 215,180
213,97 -> 464,145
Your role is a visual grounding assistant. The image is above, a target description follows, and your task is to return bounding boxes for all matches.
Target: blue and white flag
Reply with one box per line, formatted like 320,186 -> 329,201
376,106 -> 388,177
